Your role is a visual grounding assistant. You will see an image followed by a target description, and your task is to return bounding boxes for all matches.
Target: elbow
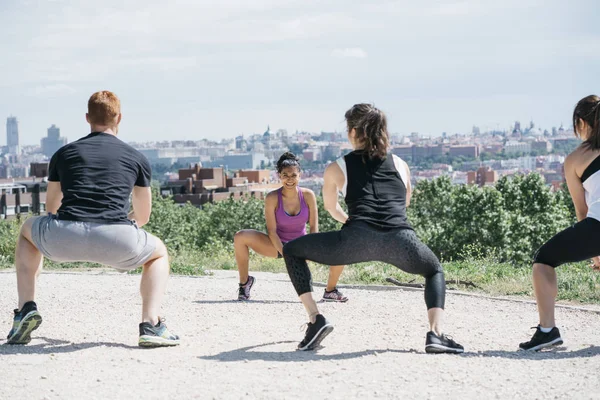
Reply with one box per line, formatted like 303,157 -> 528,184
136,215 -> 150,227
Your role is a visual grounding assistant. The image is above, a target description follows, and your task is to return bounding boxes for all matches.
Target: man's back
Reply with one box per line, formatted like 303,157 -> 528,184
49,132 -> 151,224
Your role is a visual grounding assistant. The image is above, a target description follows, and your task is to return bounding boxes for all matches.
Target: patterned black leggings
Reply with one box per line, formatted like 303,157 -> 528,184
282,222 -> 446,309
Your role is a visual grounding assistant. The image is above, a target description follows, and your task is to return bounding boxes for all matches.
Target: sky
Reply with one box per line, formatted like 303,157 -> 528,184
1,0 -> 599,145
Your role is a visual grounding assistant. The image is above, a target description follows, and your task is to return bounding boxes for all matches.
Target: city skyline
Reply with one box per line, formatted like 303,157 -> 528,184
1,0 -> 598,145
0,114 -> 576,147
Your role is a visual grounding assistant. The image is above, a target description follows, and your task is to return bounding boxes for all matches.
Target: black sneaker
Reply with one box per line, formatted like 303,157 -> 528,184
519,326 -> 563,351
6,301 -> 43,345
425,331 -> 464,354
297,314 -> 334,351
138,318 -> 180,348
238,276 -> 256,301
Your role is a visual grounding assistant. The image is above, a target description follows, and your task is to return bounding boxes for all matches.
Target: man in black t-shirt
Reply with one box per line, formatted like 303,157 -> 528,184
6,91 -> 179,347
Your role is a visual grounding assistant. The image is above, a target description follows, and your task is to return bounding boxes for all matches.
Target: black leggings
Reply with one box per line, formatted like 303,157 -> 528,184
282,222 -> 446,309
534,217 -> 600,268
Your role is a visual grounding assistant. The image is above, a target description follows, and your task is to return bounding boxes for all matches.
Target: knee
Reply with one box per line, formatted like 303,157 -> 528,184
422,259 -> 444,278
233,230 -> 247,245
18,218 -> 35,242
533,262 -> 555,274
282,240 -> 295,257
153,238 -> 169,259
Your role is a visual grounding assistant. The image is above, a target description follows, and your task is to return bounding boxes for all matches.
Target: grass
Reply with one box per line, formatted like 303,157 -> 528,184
1,243 -> 600,304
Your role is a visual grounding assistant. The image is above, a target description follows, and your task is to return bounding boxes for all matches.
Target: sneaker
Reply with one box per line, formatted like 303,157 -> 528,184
425,331 -> 464,354
6,301 -> 43,345
138,319 -> 180,348
238,276 -> 256,301
297,314 -> 334,351
322,288 -> 349,303
519,326 -> 563,351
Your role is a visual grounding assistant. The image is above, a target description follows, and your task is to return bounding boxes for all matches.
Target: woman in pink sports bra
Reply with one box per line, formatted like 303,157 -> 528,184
234,152 -> 347,302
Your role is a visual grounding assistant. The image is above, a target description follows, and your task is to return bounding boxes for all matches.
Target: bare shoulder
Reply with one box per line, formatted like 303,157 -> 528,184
566,145 -> 590,168
265,189 -> 279,204
301,187 -> 316,200
324,161 -> 342,177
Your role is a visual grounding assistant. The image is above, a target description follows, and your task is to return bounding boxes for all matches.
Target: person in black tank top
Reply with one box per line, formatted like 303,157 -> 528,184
282,104 -> 464,353
343,150 -> 411,230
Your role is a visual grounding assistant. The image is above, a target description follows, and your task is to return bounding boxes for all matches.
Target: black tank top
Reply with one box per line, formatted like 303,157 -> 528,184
343,151 -> 412,230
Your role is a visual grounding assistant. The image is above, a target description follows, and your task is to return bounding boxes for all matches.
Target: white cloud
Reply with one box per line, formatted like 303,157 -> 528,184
331,48 -> 367,58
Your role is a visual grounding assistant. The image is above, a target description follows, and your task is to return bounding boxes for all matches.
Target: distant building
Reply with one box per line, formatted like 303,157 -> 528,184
235,135 -> 247,151
391,145 -> 413,161
512,121 -> 522,136
160,164 -> 276,206
449,145 -> 479,158
500,157 -> 536,170
505,141 -> 531,155
237,170 -> 270,184
30,162 -> 49,178
41,125 -> 68,157
391,144 -> 449,162
322,144 -> 342,161
6,116 -> 19,154
482,144 -> 504,154
303,148 -> 322,162
531,140 -> 552,153
218,153 -> 270,170
467,166 -> 498,187
139,147 -> 205,167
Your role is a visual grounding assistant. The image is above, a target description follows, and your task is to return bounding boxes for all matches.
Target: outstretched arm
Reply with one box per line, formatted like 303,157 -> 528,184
265,192 -> 284,255
323,163 -> 348,224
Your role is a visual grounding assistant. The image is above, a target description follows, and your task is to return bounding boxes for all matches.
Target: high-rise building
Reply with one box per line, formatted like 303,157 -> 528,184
6,116 -> 19,153
41,124 -> 68,157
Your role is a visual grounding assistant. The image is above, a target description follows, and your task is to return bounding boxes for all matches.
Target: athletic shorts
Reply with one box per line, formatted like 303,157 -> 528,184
533,217 -> 600,268
31,214 -> 157,271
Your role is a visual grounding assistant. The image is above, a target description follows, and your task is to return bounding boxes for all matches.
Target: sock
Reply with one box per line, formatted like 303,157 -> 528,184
539,326 -> 553,333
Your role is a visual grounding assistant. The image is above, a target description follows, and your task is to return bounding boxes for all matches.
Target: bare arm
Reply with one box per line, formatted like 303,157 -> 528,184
129,186 -> 152,227
323,163 -> 349,224
404,160 -> 412,207
304,189 -> 319,234
565,153 -> 588,221
265,192 -> 284,254
45,181 -> 63,214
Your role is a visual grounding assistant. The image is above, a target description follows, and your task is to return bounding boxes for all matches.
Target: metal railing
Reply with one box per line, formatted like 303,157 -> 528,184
0,183 -> 41,220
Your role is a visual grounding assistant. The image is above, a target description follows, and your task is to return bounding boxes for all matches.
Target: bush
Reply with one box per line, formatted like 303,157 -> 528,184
409,174 -> 574,265
0,174 -> 581,269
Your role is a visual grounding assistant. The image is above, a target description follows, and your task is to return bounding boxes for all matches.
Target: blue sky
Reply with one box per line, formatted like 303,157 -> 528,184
1,0 -> 599,145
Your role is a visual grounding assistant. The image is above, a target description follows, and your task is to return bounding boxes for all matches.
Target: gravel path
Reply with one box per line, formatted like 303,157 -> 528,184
1,269 -> 599,399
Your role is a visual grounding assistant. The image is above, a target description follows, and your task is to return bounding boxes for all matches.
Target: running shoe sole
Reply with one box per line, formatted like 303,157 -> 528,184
519,337 -> 563,352
138,335 -> 180,348
297,324 -> 334,351
425,343 -> 465,354
321,297 -> 349,303
7,311 -> 42,345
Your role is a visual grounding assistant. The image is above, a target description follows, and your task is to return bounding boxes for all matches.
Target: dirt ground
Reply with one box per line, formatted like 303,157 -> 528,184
1,269 -> 599,399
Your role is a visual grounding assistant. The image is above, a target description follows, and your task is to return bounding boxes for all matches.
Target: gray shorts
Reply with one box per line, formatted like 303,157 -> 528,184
31,215 -> 157,271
